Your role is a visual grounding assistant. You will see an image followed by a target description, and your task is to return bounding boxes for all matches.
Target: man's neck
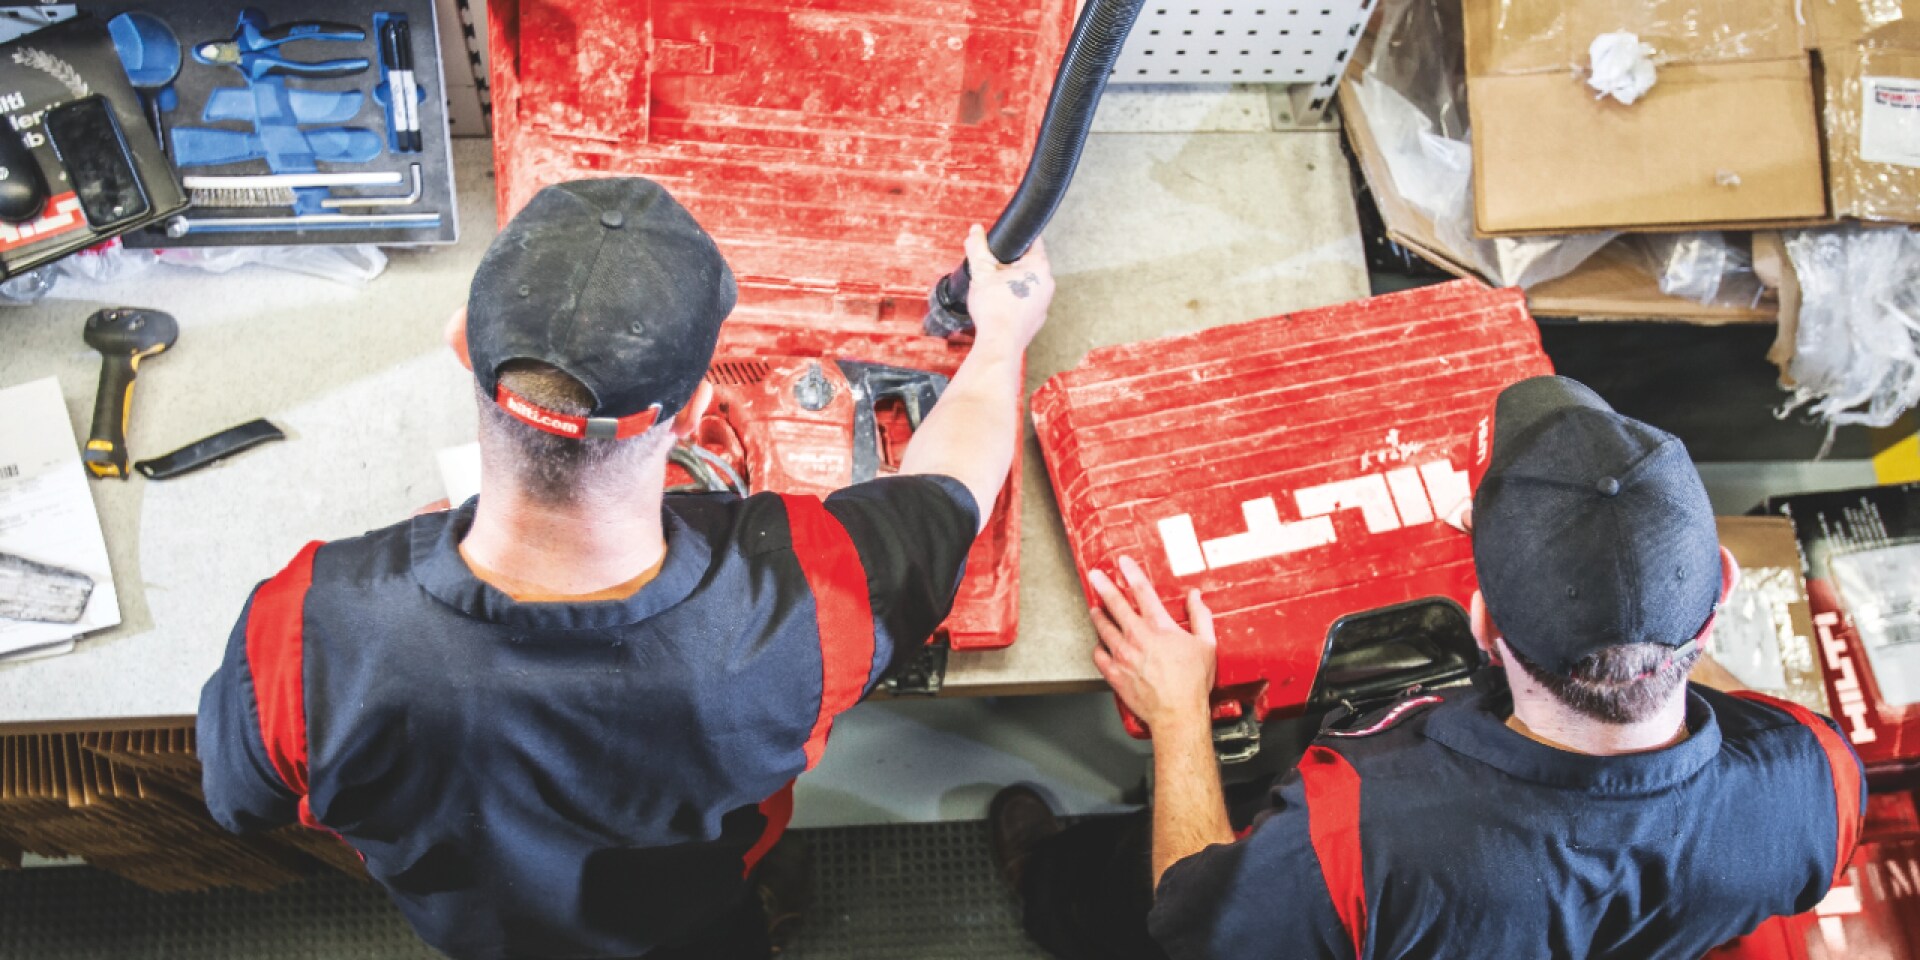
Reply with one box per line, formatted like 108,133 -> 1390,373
1503,667 -> 1690,756
460,465 -> 668,599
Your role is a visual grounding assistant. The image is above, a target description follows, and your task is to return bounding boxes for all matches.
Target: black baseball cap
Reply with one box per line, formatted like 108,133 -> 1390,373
467,178 -> 737,440
1472,376 -> 1722,675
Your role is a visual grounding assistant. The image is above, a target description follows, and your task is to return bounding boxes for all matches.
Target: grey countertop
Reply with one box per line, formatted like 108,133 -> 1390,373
0,102 -> 1367,729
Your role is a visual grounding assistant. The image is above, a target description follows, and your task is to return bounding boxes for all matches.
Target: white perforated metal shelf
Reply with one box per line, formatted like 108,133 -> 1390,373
1110,0 -> 1372,120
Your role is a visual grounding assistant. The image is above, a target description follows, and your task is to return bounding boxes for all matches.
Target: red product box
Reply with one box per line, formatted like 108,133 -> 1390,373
1031,280 -> 1554,736
1763,485 -> 1920,784
487,0 -> 1077,650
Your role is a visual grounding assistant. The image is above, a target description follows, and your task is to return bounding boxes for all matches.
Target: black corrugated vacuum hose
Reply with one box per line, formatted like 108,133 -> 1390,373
923,0 -> 1147,337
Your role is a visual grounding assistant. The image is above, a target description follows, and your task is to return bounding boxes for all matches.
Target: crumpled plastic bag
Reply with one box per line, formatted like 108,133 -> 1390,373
1636,232 -> 1764,308
1587,32 -> 1658,105
0,240 -> 390,304
1781,226 -> 1920,430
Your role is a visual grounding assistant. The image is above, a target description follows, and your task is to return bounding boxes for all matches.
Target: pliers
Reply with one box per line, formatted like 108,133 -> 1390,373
192,8 -> 368,80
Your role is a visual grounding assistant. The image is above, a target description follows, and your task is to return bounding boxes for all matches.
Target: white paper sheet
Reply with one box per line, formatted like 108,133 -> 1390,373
0,376 -> 119,658
1860,76 -> 1920,169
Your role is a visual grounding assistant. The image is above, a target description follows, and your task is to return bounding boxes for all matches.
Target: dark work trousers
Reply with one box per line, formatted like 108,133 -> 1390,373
631,888 -> 772,960
1019,809 -> 1169,960
1019,776 -> 1285,960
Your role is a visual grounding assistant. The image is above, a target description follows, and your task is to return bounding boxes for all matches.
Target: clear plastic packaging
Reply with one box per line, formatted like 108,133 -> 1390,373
1781,225 -> 1920,429
1634,232 -> 1766,308
1352,0 -> 1615,288
7,239 -> 392,303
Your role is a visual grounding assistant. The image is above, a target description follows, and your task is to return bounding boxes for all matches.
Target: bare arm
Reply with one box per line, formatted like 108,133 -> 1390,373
1088,556 -> 1236,887
899,227 -> 1055,532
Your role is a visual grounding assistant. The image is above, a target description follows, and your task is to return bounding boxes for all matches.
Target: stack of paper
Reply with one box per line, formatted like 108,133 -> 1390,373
0,376 -> 119,661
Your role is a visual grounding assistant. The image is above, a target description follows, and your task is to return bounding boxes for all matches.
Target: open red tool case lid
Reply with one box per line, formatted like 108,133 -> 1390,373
1032,280 -> 1554,735
487,0 -> 1075,652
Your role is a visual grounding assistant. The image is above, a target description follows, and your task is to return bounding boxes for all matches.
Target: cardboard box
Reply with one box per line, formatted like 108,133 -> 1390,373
1819,18 -> 1920,222
1461,0 -> 1830,236
1714,516 -> 1830,717
1338,77 -> 1777,322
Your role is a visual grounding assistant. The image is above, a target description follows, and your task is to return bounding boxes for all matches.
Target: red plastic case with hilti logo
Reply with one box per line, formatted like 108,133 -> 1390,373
1764,484 -> 1920,785
1710,791 -> 1920,960
1031,281 -> 1554,739
487,0 -> 1077,651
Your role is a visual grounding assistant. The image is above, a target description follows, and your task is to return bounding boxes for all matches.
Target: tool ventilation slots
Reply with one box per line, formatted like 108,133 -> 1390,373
1108,0 -> 1371,87
707,360 -> 772,386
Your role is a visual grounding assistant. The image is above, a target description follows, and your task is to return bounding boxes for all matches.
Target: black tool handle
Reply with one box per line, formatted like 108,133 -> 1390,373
84,354 -> 139,479
923,0 -> 1147,337
266,57 -> 371,79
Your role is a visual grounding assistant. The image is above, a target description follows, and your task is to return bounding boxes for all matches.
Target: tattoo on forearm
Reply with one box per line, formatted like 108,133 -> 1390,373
1008,272 -> 1039,299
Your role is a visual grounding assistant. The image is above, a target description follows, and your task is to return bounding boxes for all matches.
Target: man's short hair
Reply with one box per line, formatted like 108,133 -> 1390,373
476,359 -> 671,503
1506,641 -> 1701,725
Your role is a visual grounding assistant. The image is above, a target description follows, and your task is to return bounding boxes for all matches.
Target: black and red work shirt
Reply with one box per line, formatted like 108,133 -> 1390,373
1149,678 -> 1868,960
197,476 -> 977,960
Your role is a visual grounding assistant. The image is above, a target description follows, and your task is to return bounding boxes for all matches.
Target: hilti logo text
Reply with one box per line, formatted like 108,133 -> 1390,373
506,396 -> 581,436
1816,611 -> 1879,746
1157,461 -> 1470,577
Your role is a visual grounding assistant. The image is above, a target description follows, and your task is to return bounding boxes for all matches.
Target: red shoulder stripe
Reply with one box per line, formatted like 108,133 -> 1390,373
780,495 -> 876,769
245,542 -> 321,813
742,782 -> 796,877
1300,744 -> 1368,959
1729,690 -> 1863,887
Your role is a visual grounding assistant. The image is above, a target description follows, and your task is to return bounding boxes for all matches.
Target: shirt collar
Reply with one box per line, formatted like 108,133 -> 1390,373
1422,671 -> 1724,796
409,497 -> 712,630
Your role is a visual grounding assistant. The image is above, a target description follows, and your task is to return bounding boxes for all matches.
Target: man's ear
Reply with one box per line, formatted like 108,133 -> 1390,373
670,380 -> 713,439
446,306 -> 472,371
1470,590 -> 1503,663
1718,545 -> 1741,604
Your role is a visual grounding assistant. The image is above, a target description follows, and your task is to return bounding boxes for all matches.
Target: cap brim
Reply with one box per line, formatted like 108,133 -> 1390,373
1490,375 -> 1615,466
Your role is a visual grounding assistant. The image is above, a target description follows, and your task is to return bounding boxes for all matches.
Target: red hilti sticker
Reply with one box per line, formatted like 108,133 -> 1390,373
0,192 -> 85,253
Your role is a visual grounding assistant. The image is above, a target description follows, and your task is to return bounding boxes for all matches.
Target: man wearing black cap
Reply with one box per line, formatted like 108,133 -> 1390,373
992,375 -> 1867,959
196,178 -> 1054,959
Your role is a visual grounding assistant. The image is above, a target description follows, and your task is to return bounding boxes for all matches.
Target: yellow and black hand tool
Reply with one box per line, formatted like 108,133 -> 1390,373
82,307 -> 178,479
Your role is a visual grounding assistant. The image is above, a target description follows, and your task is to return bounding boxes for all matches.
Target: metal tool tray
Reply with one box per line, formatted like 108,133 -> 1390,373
100,0 -> 457,247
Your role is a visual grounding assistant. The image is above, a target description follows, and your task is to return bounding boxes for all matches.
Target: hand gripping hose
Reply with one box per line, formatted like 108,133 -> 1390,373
923,0 -> 1147,337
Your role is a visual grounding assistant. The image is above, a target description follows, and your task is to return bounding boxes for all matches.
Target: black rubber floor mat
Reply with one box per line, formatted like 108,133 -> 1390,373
0,822 -> 1051,960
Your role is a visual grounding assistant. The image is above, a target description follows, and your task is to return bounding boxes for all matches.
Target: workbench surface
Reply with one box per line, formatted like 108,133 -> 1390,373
0,121 -> 1367,730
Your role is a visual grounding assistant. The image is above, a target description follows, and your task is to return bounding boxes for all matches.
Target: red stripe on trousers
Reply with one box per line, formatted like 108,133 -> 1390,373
1730,691 -> 1864,887
779,495 -> 875,769
245,542 -> 321,815
1300,744 -> 1368,959
743,782 -> 796,877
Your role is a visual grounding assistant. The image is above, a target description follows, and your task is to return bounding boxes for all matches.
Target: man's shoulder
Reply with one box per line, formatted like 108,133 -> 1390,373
666,490 -> 799,559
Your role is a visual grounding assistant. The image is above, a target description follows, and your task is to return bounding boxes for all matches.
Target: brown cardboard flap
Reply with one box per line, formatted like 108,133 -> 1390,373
1466,0 -> 1806,75
1714,516 -> 1829,716
1526,243 -> 1775,321
1338,79 -> 1778,322
1469,59 -> 1829,234
1824,33 -> 1920,222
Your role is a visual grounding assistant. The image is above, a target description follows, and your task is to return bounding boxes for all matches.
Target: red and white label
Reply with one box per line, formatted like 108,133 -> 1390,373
0,192 -> 85,254
1818,609 -> 1881,747
1157,459 -> 1471,577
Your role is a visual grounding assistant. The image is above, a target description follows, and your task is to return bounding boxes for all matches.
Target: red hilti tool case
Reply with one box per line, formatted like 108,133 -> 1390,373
1032,280 -> 1554,739
1710,791 -> 1920,960
488,0 -> 1077,651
